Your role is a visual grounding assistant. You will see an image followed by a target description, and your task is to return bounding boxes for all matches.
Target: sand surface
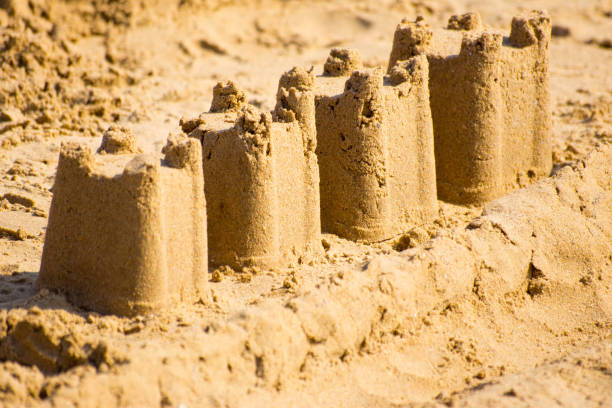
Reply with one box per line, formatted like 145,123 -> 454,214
0,0 -> 611,407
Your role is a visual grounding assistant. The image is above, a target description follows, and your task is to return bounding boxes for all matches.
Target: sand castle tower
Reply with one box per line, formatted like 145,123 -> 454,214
314,48 -> 438,242
37,128 -> 207,316
387,11 -> 552,205
182,68 -> 322,269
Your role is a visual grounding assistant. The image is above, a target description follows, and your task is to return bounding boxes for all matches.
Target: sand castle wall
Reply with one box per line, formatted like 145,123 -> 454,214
37,129 -> 207,316
388,11 -> 552,205
184,70 -> 321,269
314,49 -> 437,242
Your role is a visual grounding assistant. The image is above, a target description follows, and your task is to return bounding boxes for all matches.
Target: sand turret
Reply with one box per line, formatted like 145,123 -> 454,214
388,10 -> 552,204
209,80 -> 246,113
447,12 -> 482,31
37,130 -> 207,316
314,49 -> 437,242
323,48 -> 363,76
183,70 -> 322,269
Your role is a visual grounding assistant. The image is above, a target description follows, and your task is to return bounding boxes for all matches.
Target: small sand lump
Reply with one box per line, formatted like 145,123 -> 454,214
323,48 -> 363,77
509,10 -> 550,47
447,12 -> 482,30
388,57 -> 426,85
277,65 -> 314,91
162,133 -> 201,169
209,80 -> 246,112
97,126 -> 141,154
390,16 -> 432,61
179,114 -> 206,134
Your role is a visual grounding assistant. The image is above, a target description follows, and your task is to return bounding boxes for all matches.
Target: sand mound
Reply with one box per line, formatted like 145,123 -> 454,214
0,1 -> 137,147
429,343 -> 612,407
0,307 -> 126,374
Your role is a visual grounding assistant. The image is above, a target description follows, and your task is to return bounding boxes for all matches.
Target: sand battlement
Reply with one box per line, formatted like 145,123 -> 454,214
447,12 -> 482,31
388,10 -> 552,205
183,69 -> 322,269
509,10 -> 552,47
323,48 -> 363,77
315,49 -> 437,242
97,125 -> 142,155
389,10 -> 550,63
37,132 -> 207,316
209,80 -> 246,113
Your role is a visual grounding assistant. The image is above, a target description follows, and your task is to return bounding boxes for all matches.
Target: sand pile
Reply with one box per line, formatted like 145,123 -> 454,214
0,0 -> 137,147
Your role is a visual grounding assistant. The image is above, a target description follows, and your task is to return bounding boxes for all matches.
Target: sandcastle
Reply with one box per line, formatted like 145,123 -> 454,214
181,68 -> 322,269
36,10 -> 555,317
314,49 -> 438,242
388,11 -> 552,204
37,127 -> 207,316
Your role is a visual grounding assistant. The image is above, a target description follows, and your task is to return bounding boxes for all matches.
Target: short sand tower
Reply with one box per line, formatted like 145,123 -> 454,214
387,11 -> 552,205
182,68 -> 322,269
37,128 -> 207,316
314,49 -> 438,243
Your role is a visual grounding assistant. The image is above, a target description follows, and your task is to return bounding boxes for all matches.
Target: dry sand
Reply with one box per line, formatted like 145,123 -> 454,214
0,0 -> 611,407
